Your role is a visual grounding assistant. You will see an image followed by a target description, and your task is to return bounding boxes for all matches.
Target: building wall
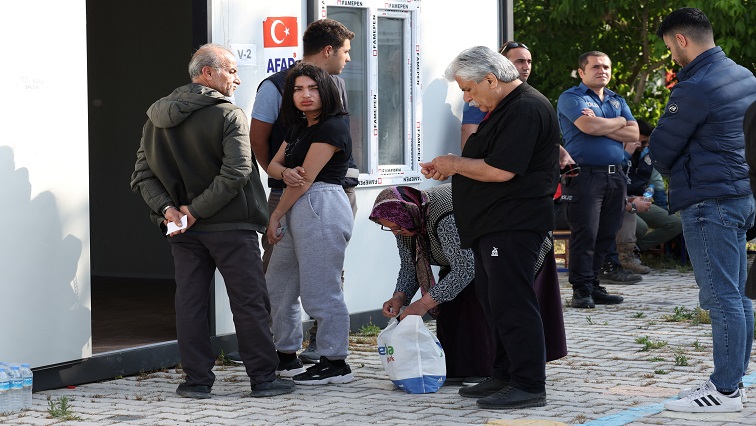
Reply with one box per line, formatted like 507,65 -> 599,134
0,1 -> 91,367
208,0 -> 499,333
0,0 -> 499,369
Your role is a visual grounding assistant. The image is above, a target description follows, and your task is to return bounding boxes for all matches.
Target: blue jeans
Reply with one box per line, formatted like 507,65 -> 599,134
680,195 -> 755,392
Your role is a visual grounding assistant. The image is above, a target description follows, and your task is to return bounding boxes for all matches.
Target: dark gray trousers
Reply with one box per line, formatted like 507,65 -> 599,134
170,229 -> 277,387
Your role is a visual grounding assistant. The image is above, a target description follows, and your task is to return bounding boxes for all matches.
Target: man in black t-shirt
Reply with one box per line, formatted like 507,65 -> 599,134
421,46 -> 559,410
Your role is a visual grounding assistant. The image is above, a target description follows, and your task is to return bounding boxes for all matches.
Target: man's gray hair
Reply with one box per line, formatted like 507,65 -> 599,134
444,46 -> 519,83
188,43 -> 233,79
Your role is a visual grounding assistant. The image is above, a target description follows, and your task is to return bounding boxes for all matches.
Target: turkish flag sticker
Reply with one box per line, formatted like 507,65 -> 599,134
263,17 -> 298,48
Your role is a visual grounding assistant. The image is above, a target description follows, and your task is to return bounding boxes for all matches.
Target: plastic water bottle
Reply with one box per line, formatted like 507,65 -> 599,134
0,368 -> 10,413
20,364 -> 32,409
8,365 -> 23,412
642,184 -> 654,202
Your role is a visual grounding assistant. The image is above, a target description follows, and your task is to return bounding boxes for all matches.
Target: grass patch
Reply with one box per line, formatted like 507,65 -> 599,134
654,369 -> 668,375
641,252 -> 693,272
216,350 -> 237,366
47,396 -> 81,421
635,335 -> 668,352
348,320 -> 383,346
649,356 -> 665,362
356,321 -> 382,337
674,354 -> 689,366
633,312 -> 645,318
663,306 -> 711,325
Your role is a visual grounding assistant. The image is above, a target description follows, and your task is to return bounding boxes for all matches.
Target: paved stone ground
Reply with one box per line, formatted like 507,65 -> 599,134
2,269 -> 755,425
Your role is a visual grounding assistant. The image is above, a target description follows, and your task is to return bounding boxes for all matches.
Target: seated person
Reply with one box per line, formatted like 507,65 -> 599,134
630,120 -> 682,252
616,138 -> 653,275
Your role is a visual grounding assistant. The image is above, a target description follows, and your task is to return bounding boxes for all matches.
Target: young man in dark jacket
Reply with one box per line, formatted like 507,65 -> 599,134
651,8 -> 756,413
130,43 -> 294,399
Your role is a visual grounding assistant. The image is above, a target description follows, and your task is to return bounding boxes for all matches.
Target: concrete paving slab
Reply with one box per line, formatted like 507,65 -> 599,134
0,269 -> 754,425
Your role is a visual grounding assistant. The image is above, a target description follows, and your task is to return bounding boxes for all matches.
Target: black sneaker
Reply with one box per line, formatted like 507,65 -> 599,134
462,376 -> 489,386
292,357 -> 354,385
176,383 -> 212,399
592,285 -> 624,304
225,351 -> 244,364
276,357 -> 306,378
299,334 -> 321,364
477,385 -> 547,409
600,262 -> 642,284
444,377 -> 466,386
570,289 -> 595,309
248,377 -> 296,397
459,376 -> 509,398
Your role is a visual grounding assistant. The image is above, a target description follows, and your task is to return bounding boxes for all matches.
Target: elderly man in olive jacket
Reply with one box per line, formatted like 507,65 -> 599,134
131,43 -> 294,399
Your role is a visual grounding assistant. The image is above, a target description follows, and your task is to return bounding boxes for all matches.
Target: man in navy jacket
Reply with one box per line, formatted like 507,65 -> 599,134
650,7 -> 756,414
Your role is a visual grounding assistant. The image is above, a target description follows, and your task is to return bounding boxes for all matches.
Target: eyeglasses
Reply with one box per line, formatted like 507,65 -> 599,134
499,41 -> 529,55
560,163 -> 581,177
380,224 -> 404,232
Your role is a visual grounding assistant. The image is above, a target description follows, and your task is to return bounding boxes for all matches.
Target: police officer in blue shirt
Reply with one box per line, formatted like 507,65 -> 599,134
557,51 -> 639,308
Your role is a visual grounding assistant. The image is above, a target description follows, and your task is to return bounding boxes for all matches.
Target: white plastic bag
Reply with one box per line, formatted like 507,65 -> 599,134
376,315 -> 446,393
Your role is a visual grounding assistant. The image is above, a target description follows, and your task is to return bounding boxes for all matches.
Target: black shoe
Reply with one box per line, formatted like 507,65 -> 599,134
276,357 -> 306,378
444,377 -> 466,386
592,285 -> 624,304
226,351 -> 244,364
570,289 -> 595,309
292,357 -> 354,385
462,376 -> 489,386
476,385 -> 546,409
249,377 -> 296,397
176,383 -> 212,399
600,262 -> 642,284
459,376 -> 509,398
298,334 -> 320,364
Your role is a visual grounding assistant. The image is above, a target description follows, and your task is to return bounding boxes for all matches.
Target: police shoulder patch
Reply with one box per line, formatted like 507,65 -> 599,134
668,103 -> 679,114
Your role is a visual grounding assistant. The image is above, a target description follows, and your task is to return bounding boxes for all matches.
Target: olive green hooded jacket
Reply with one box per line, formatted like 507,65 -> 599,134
131,83 -> 268,233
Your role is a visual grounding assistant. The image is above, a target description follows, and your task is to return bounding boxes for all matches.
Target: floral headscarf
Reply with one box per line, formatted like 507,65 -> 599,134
369,186 -> 439,318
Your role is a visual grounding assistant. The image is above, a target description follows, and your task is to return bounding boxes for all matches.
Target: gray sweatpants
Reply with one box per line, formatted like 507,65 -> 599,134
266,182 -> 354,360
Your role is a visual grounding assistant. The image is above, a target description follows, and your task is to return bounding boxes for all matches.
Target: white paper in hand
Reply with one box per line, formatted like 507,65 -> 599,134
165,216 -> 188,235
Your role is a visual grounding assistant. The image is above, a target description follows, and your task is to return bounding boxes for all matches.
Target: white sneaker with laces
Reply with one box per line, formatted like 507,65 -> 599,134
666,380 -> 743,413
678,379 -> 746,402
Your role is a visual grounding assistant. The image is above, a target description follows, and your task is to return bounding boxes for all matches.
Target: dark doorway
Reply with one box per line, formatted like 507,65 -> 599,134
91,278 -> 176,353
86,0 -> 205,352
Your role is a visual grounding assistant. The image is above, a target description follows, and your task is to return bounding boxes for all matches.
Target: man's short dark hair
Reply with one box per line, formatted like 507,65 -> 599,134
578,51 -> 609,70
302,19 -> 355,57
656,7 -> 714,44
637,119 -> 655,137
280,63 -> 346,127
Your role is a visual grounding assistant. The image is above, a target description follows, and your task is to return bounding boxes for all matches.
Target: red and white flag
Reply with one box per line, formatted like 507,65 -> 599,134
263,17 -> 298,48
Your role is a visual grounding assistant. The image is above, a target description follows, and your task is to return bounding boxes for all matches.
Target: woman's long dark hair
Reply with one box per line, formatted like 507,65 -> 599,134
280,63 -> 346,127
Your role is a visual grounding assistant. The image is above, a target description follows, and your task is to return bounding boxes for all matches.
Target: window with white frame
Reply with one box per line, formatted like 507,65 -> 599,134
321,1 -> 422,186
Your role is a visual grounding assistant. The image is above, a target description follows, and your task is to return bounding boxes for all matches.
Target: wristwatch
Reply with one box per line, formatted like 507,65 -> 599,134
161,205 -> 175,215
629,202 -> 637,214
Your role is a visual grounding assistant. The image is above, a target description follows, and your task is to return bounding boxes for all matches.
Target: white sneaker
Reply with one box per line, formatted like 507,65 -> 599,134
666,380 -> 743,413
679,379 -> 746,402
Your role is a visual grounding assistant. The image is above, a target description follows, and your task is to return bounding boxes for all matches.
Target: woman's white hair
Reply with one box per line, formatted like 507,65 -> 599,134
444,46 -> 519,83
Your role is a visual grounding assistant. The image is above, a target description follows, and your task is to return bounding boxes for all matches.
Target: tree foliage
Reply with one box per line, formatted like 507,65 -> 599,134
515,0 -> 755,124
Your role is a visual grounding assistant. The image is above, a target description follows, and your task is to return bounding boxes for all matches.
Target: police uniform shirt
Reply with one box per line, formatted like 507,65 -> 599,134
557,82 -> 635,166
462,103 -> 488,125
